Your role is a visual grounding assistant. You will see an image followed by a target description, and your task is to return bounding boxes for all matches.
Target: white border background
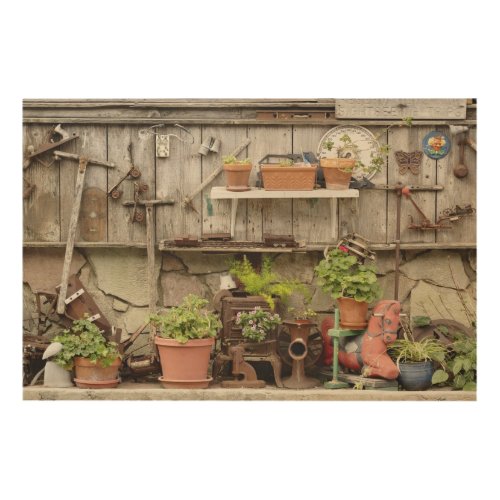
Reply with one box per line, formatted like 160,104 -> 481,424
2,1 -> 498,499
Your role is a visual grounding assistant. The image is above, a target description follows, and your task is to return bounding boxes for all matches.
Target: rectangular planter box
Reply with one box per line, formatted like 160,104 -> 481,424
260,163 -> 318,190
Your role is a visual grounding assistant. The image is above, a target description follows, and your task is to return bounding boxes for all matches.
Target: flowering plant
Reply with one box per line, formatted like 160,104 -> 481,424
235,307 -> 281,342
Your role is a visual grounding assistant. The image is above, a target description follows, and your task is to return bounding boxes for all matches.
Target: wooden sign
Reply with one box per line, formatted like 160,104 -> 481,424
335,99 -> 467,120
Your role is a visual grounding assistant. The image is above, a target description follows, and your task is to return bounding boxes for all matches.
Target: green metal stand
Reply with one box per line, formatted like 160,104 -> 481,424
324,308 -> 363,389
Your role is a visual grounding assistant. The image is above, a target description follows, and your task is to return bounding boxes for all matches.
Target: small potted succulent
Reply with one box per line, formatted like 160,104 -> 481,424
52,317 -> 122,389
150,294 -> 222,389
288,307 -> 317,325
222,155 -> 253,192
259,154 -> 318,191
235,307 -> 281,343
314,246 -> 381,329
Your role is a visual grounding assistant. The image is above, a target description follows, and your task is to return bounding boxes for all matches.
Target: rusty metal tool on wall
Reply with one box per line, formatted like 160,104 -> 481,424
53,150 -> 116,314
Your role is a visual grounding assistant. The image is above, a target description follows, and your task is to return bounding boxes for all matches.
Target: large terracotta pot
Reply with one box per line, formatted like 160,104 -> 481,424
260,164 -> 317,190
223,162 -> 252,191
155,337 -> 215,388
337,297 -> 368,329
73,356 -> 121,389
320,158 -> 355,190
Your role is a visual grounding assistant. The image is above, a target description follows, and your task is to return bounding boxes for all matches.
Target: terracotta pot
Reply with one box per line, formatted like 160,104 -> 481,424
155,337 -> 214,388
260,164 -> 317,190
337,297 -> 368,329
73,356 -> 121,389
223,163 -> 252,192
320,158 -> 355,190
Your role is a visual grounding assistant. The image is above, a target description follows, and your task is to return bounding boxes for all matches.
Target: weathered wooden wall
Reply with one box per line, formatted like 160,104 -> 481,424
23,100 -> 476,247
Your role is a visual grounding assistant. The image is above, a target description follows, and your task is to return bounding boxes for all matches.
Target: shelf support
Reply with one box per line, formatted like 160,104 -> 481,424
230,199 -> 238,238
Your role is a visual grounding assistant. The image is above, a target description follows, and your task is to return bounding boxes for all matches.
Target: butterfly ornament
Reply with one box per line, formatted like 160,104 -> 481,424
394,150 -> 423,175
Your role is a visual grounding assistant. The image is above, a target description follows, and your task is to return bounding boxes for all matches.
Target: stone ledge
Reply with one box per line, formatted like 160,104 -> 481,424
23,383 -> 476,401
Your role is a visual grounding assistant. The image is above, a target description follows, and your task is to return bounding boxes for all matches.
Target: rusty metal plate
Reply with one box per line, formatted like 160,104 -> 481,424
80,187 -> 106,241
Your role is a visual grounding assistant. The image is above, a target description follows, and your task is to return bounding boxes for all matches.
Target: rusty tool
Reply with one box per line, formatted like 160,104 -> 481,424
122,195 -> 174,223
454,139 -> 469,178
108,143 -> 142,199
24,125 -> 79,169
53,151 -> 116,314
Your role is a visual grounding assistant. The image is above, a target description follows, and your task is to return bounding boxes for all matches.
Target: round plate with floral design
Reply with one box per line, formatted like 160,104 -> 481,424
422,131 -> 451,159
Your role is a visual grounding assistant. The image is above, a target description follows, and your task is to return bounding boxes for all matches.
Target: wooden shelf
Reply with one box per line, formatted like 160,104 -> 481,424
210,187 -> 359,239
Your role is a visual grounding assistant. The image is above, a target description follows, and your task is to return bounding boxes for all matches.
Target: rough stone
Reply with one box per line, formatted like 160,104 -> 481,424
23,283 -> 37,332
467,281 -> 477,301
403,249 -> 428,262
23,248 -> 86,291
399,250 -> 469,289
112,298 -> 129,313
203,273 -> 223,295
468,250 -> 476,272
410,281 -> 476,327
86,248 -> 160,306
373,252 -> 401,275
271,253 -> 318,283
161,272 -> 208,306
161,253 -> 185,272
310,281 -> 335,312
376,273 -> 417,304
123,306 -> 150,334
179,252 -> 229,274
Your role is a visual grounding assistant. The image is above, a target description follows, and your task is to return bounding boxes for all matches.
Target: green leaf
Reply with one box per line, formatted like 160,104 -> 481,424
432,369 -> 449,384
463,358 -> 472,372
462,382 -> 477,391
454,374 -> 466,389
452,358 -> 463,375
413,316 -> 431,327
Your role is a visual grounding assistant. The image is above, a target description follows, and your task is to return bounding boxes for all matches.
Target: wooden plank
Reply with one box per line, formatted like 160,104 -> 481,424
155,125 -> 202,240
23,125 -> 60,241
292,126 -> 333,243
247,126 -> 293,240
60,125 -> 108,241
210,187 -> 359,199
202,126 -> 248,239
336,99 -> 467,119
436,127 -> 476,244
387,126 -> 437,244
107,125 -> 156,242
338,126 -> 388,243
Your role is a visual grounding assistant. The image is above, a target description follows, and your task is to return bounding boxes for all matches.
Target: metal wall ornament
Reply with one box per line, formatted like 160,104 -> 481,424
394,150 -> 423,175
422,131 -> 451,159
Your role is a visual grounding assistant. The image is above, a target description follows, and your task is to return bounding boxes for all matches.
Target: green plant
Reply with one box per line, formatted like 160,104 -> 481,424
150,294 -> 222,344
223,155 -> 251,165
278,158 -> 294,167
314,248 -> 381,303
288,307 -> 317,321
235,307 -> 281,342
52,317 -> 121,371
432,331 -> 477,391
229,255 -> 308,310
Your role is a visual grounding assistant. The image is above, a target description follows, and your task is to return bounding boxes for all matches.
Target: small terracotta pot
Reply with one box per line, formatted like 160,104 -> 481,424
223,163 -> 252,191
337,297 -> 368,329
155,337 -> 215,388
73,356 -> 121,389
320,158 -> 355,190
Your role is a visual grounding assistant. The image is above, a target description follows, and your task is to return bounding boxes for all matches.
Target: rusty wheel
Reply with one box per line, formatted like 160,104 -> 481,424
139,183 -> 149,193
130,167 -> 141,178
134,210 -> 145,223
277,326 -> 323,369
110,189 -> 122,199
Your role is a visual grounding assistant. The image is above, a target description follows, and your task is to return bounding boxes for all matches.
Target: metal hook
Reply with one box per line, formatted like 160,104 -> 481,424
139,123 -> 194,144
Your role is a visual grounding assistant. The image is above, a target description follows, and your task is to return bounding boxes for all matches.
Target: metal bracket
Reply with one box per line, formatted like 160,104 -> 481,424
64,288 -> 85,304
156,134 -> 170,157
87,313 -> 101,323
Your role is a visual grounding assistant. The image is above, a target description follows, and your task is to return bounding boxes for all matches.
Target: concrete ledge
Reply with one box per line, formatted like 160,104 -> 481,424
23,383 -> 476,401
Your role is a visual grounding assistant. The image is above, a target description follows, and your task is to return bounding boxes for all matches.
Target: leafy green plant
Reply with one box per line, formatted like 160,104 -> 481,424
150,294 -> 222,344
52,317 -> 121,371
288,306 -> 317,321
229,255 -> 308,310
432,332 -> 477,391
235,307 -> 281,342
314,248 -> 381,303
278,158 -> 294,167
223,155 -> 251,164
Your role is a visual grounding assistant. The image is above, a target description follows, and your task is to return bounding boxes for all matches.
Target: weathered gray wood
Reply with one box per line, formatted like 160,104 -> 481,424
336,99 -> 467,119
292,126 -> 333,242
202,126 -> 248,239
155,125 -> 202,240
338,126 -> 388,243
23,125 -> 61,241
145,203 -> 157,314
387,126 -> 437,244
57,160 -> 88,314
436,127 -> 476,244
107,126 -> 156,242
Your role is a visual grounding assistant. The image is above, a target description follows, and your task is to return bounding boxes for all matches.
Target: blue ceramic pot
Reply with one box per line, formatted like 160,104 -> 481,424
398,361 -> 434,391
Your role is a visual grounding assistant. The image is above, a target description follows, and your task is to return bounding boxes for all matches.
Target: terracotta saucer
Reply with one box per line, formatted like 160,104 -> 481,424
73,378 -> 120,389
158,376 -> 213,389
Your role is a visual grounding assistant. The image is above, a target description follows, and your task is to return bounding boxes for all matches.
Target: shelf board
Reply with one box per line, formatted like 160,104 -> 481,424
210,187 -> 359,199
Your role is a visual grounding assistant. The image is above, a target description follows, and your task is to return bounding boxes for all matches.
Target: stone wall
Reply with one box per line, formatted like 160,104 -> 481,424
23,248 -> 477,343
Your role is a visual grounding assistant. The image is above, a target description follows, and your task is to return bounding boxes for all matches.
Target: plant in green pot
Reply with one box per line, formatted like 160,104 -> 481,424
314,247 -> 381,329
150,294 -> 222,389
52,317 -> 122,389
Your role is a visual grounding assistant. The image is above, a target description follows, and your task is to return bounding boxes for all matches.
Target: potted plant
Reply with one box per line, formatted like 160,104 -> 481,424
52,317 -> 122,389
388,323 -> 447,391
314,247 -> 381,329
288,306 -> 317,325
150,294 -> 222,389
259,154 -> 318,191
235,307 -> 281,343
222,155 -> 253,192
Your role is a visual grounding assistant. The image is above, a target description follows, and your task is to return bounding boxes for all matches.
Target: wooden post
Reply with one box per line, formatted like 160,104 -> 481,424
145,202 -> 157,315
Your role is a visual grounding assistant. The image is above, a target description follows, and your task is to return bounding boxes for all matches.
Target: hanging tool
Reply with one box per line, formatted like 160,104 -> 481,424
198,136 -> 221,156
122,182 -> 156,223
139,123 -> 194,158
454,139 -> 468,178
24,125 -> 79,169
107,143 -> 142,198
182,138 -> 251,211
53,151 -> 116,314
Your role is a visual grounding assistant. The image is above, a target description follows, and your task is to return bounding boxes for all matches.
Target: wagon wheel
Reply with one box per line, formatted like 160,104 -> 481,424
277,326 -> 323,369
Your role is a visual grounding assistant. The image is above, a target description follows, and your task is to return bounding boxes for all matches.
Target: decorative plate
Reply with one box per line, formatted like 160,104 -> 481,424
317,125 -> 381,180
422,131 -> 451,159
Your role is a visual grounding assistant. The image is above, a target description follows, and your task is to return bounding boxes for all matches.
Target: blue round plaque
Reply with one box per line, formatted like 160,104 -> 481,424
422,131 -> 451,159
